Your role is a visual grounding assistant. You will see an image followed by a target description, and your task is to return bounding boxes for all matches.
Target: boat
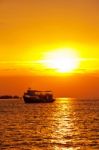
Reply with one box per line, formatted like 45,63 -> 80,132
23,88 -> 55,103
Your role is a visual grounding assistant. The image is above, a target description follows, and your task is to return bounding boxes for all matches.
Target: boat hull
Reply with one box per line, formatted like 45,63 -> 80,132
23,96 -> 55,103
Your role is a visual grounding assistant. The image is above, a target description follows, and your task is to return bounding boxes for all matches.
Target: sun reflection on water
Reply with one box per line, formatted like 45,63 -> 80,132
47,98 -> 77,149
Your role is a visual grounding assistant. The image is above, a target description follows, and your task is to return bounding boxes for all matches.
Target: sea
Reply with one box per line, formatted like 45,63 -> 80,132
0,98 -> 99,150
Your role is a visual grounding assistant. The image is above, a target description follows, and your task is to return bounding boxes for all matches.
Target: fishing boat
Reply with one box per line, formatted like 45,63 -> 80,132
23,88 -> 55,103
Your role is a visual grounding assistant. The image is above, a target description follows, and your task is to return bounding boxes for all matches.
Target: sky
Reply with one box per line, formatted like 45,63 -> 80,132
0,0 -> 99,98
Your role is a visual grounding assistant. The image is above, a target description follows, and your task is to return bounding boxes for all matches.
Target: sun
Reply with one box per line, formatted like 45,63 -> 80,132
42,49 -> 80,73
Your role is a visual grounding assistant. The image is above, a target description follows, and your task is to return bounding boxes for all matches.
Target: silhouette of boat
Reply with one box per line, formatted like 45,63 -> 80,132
23,88 -> 55,103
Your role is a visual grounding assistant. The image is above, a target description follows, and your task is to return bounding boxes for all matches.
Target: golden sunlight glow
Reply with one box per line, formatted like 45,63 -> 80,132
41,49 -> 80,73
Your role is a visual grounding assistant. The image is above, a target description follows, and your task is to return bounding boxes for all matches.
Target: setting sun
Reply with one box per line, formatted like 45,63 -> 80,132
40,49 -> 80,73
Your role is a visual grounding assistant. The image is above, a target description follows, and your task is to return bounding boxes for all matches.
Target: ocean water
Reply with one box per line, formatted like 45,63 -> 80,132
0,98 -> 99,150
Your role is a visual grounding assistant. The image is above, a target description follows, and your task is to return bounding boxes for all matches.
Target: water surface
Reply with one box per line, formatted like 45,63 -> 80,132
0,98 -> 99,150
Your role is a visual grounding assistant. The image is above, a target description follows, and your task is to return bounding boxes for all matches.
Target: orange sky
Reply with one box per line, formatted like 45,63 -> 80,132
0,0 -> 99,98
